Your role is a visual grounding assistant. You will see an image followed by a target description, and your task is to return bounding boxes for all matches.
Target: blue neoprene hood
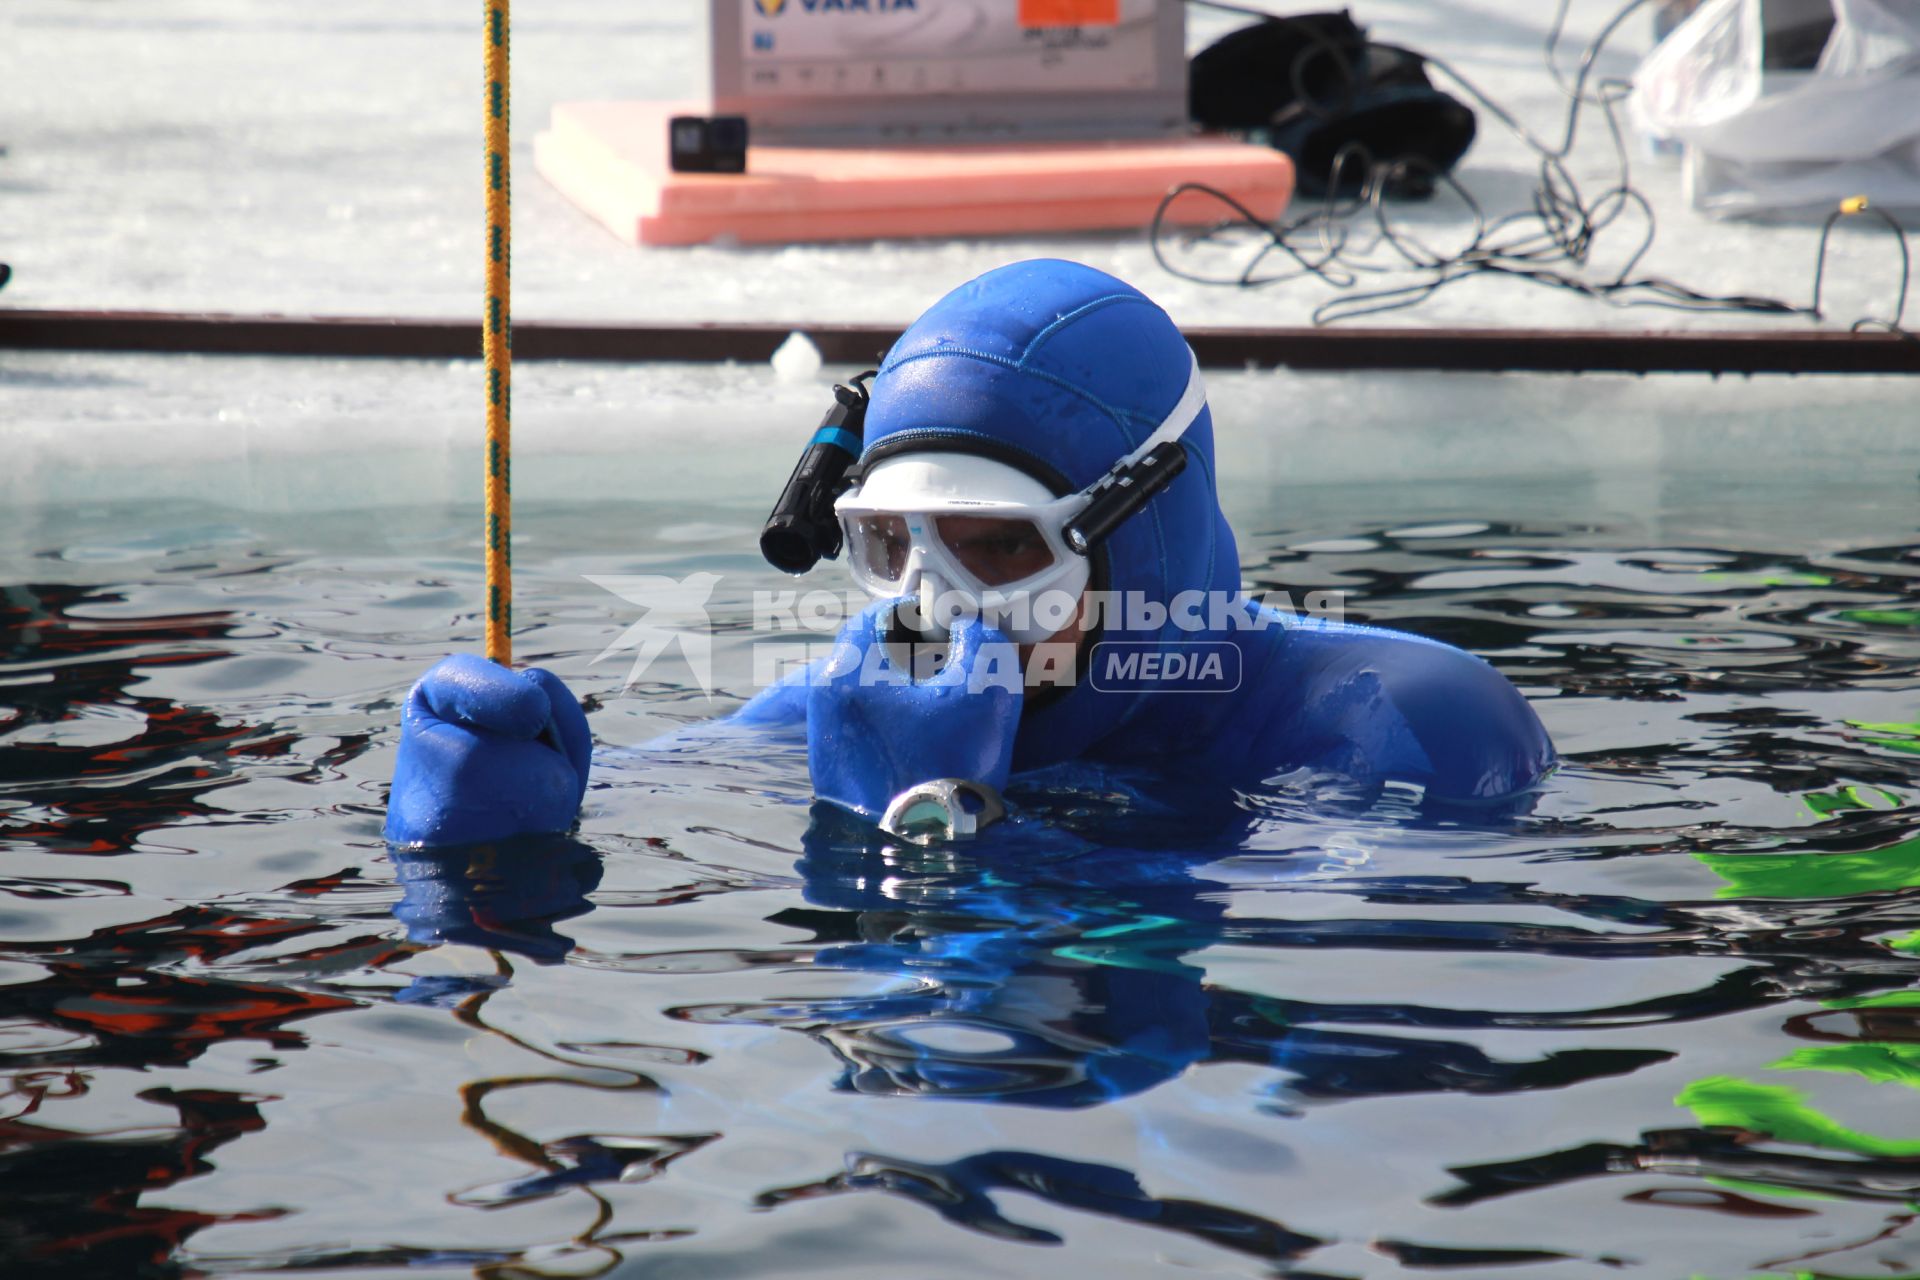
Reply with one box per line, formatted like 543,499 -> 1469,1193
861,259 -> 1240,770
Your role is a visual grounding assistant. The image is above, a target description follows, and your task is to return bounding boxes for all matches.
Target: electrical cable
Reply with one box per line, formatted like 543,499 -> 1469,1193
1167,0 -> 1917,337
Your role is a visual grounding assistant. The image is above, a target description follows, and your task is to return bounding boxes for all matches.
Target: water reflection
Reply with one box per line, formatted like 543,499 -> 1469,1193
388,839 -> 703,1277
0,900 -> 393,1277
0,582 -> 278,857
391,838 -> 604,969
759,1148 -> 1326,1264
689,802 -> 1675,1113
0,501 -> 1916,1276
1,1085 -> 273,1278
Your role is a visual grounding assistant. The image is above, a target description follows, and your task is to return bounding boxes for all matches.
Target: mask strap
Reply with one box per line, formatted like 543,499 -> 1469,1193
1059,349 -> 1206,556
1120,348 -> 1207,466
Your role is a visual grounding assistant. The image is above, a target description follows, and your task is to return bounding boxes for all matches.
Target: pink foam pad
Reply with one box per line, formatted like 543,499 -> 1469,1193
534,101 -> 1294,247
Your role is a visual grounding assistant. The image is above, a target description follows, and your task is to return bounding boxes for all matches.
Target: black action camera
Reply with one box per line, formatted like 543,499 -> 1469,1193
668,115 -> 749,174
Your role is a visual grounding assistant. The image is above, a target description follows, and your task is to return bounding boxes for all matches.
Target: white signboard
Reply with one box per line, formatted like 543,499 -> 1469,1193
708,0 -> 1186,142
736,0 -> 1162,98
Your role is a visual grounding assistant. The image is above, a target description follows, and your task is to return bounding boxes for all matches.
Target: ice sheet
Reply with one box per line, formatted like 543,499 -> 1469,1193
1,0 -> 1910,331
3,350 -> 1913,513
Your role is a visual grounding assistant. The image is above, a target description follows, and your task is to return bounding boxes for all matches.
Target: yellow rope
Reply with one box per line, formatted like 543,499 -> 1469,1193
483,0 -> 512,666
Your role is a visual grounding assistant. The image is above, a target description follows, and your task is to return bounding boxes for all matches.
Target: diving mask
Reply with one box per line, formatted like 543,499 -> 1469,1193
835,455 -> 1093,645
830,349 -> 1208,644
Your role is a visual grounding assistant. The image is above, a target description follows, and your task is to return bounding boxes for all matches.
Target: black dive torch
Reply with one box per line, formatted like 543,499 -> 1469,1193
760,375 -> 873,575
1062,440 -> 1189,555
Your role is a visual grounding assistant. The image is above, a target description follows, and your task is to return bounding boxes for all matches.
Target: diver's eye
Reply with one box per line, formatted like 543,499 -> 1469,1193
852,513 -> 912,581
935,516 -> 1056,587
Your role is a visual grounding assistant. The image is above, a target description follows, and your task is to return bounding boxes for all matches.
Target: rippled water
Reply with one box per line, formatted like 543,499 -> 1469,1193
2,466 -> 1917,1280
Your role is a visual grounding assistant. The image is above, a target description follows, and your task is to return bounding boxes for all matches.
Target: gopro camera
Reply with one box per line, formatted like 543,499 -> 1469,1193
668,115 -> 749,174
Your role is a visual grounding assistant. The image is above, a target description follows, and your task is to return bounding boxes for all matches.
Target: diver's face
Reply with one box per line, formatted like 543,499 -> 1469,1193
928,514 -> 1088,680
836,452 -> 1094,650
844,505 -> 1089,660
923,517 -> 1088,683
850,512 -> 1056,589
929,515 -> 1057,587
838,535 -> 1088,687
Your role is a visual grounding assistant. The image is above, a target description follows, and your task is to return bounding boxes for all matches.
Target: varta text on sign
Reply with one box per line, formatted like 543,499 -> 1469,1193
754,0 -> 920,16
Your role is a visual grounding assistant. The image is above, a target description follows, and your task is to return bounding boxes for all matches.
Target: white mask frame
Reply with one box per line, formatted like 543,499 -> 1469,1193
832,348 -> 1207,644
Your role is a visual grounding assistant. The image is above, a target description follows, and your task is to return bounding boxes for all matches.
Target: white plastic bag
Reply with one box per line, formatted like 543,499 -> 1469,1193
1631,0 -> 1920,216
1631,0 -> 1764,138
1819,0 -> 1920,75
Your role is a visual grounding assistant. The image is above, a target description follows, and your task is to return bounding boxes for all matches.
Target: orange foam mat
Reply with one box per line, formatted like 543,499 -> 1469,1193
534,101 -> 1294,248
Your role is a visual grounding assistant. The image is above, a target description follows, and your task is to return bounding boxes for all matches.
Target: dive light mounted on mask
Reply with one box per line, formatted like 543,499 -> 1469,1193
1063,441 -> 1187,554
1059,346 -> 1204,552
759,372 -> 875,576
759,350 -> 1207,577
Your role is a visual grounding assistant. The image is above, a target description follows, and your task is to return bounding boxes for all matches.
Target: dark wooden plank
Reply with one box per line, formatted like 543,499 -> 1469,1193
2,309 -> 1916,375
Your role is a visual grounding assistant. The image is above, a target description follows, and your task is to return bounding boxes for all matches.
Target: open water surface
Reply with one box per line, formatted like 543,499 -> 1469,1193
1,463 -> 1917,1279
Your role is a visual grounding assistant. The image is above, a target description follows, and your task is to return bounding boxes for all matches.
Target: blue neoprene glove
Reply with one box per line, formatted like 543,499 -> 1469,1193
807,603 -> 1024,820
384,653 -> 592,847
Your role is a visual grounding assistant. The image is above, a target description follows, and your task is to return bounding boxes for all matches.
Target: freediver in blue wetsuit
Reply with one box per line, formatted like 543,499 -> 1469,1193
384,258 -> 1554,848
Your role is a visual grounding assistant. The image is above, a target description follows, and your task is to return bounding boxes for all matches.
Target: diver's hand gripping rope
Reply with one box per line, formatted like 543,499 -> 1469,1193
483,0 -> 512,666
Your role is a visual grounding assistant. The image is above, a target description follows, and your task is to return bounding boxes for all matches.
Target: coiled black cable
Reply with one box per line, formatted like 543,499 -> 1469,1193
1164,0 -> 1916,336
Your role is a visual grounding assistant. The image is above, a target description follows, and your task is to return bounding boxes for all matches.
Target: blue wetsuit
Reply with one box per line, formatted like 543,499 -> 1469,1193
732,259 -> 1552,807
384,259 -> 1552,847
